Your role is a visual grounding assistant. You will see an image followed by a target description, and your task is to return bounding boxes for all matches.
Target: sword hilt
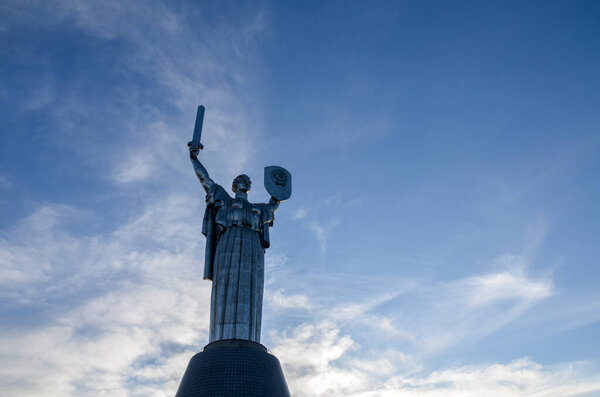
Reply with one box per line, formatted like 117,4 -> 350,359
187,141 -> 204,150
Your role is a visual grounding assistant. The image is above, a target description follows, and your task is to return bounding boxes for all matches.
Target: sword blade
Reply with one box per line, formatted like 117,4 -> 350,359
192,105 -> 205,145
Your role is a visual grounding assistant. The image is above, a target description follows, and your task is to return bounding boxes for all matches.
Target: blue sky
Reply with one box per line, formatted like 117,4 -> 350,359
1,0 -> 600,395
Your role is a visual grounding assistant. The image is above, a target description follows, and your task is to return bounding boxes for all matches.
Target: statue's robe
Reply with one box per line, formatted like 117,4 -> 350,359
201,184 -> 275,343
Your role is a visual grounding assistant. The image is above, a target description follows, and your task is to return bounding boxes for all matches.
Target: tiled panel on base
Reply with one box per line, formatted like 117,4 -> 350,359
175,339 -> 291,397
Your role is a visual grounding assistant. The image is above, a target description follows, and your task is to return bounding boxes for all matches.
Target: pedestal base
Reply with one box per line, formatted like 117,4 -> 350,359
175,339 -> 290,397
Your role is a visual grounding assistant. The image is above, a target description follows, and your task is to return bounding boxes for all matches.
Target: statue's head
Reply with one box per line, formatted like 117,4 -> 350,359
232,174 -> 252,194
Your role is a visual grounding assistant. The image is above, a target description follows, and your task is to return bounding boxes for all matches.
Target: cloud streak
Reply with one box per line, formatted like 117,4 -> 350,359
269,317 -> 600,397
267,278 -> 598,397
0,197 -> 210,396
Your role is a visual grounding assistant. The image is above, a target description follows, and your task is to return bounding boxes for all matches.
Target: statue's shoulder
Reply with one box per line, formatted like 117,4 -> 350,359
251,202 -> 275,224
207,183 -> 232,203
250,202 -> 271,211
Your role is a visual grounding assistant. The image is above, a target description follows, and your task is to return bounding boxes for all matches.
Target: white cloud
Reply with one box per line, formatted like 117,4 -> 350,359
376,254 -> 555,354
461,268 -> 552,308
0,205 -> 87,292
270,321 -> 600,397
271,321 -> 364,396
301,193 -> 358,251
0,196 -> 209,396
263,251 -> 557,362
310,223 -> 328,251
0,200 -> 593,396
112,148 -> 155,184
310,219 -> 340,252
291,207 -> 308,220
266,289 -> 312,310
383,358 -> 600,397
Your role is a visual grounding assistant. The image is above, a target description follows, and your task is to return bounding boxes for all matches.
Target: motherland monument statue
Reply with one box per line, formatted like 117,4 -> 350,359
176,106 -> 292,397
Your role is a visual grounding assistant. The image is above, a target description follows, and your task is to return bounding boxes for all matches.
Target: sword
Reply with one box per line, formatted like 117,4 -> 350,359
187,105 -> 205,151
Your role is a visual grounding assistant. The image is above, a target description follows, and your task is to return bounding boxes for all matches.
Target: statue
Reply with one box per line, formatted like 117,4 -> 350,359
188,106 -> 291,343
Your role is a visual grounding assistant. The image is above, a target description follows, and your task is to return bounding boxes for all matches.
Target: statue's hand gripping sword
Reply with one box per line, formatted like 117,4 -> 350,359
187,105 -> 205,152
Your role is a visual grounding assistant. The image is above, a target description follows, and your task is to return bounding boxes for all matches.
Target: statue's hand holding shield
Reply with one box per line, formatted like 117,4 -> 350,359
264,166 -> 292,201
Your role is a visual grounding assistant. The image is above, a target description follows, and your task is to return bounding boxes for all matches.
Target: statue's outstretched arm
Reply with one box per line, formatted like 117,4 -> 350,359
269,196 -> 280,212
189,146 -> 215,193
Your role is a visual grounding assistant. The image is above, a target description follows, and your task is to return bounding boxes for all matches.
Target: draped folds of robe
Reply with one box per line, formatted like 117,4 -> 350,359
202,184 -> 276,343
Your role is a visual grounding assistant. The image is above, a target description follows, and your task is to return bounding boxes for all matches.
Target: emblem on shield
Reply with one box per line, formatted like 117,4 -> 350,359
264,166 -> 292,201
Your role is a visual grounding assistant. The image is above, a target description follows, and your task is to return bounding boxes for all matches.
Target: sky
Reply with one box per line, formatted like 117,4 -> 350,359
1,0 -> 600,396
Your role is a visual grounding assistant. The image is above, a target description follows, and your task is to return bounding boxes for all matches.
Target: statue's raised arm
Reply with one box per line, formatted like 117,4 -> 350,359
189,146 -> 214,193
187,105 -> 213,192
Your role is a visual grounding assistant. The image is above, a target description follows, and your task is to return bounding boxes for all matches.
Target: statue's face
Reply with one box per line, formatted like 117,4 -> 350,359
233,175 -> 251,194
236,181 -> 250,193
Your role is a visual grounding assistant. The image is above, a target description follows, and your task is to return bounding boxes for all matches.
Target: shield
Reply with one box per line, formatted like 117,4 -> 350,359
264,166 -> 292,201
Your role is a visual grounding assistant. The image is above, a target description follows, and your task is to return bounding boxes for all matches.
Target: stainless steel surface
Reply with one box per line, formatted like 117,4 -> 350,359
188,105 -> 205,150
188,107 -> 291,343
264,166 -> 292,202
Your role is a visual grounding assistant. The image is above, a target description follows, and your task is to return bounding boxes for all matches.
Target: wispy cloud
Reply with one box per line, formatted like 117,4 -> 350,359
382,358 -> 600,397
0,174 -> 11,189
266,289 -> 312,310
298,193 -> 365,252
265,250 -> 555,355
386,358 -> 600,397
270,312 -> 600,397
460,267 -> 552,309
413,256 -> 553,353
309,221 -> 340,252
0,205 -> 88,292
259,220 -> 594,396
111,148 -> 156,184
305,195 -> 344,252
2,0 -> 268,189
0,197 -> 209,396
291,207 -> 308,220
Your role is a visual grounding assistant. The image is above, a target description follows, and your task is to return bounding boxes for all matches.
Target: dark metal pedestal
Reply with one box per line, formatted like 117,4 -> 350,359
175,339 -> 290,397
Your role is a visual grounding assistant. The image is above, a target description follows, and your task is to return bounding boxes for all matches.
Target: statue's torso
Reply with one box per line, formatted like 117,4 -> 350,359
206,187 -> 269,343
212,196 -> 267,232
205,184 -> 275,249
228,198 -> 263,229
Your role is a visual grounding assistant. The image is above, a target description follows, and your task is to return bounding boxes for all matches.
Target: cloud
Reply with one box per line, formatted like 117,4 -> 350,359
260,248 -> 558,382
0,200 -> 591,396
266,252 -> 555,356
111,148 -> 156,184
262,251 -> 598,395
382,358 -> 600,397
0,174 -> 11,189
310,223 -> 328,251
0,205 -> 88,292
266,289 -> 312,310
309,218 -> 340,252
2,0 -> 269,189
0,196 -> 210,396
271,321 -> 362,395
418,259 -> 553,352
291,207 -> 308,220
299,193 -> 363,252
270,320 -> 600,397
460,268 -> 552,309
